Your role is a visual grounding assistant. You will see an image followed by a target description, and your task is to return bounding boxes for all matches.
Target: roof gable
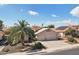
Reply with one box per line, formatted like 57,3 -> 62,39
35,28 -> 56,34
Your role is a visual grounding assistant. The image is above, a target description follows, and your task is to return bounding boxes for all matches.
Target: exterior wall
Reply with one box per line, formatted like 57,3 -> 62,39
36,30 -> 59,41
58,33 -> 65,38
0,31 -> 4,40
32,26 -> 41,32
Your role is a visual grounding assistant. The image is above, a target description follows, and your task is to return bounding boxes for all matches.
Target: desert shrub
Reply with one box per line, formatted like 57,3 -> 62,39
74,31 -> 79,38
65,28 -> 79,38
2,46 -> 10,52
4,29 -> 11,35
67,36 -> 77,43
2,48 -> 9,52
31,42 -> 46,50
65,28 -> 76,36
65,28 -> 73,35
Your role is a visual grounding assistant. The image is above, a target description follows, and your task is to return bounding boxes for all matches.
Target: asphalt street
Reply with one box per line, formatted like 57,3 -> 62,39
43,48 -> 79,55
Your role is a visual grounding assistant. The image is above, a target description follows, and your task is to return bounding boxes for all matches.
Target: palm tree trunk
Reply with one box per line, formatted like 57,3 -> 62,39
21,33 -> 25,46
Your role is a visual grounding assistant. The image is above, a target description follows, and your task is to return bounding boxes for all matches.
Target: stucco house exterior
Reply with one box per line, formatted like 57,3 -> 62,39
35,28 -> 59,41
56,26 -> 70,38
0,31 -> 5,40
32,25 -> 42,32
35,25 -> 79,41
55,25 -> 79,38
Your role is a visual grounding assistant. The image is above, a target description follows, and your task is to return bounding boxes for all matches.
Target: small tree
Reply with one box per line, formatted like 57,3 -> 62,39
47,24 -> 55,28
44,24 -> 55,28
0,20 -> 3,30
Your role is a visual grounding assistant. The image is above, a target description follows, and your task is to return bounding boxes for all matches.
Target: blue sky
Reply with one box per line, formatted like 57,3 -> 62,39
0,4 -> 79,27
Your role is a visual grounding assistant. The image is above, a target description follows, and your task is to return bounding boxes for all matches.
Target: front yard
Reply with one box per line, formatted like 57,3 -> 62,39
2,40 -> 79,55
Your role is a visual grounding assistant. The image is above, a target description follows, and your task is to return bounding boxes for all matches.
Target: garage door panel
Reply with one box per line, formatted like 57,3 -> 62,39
37,30 -> 58,41
44,31 -> 57,40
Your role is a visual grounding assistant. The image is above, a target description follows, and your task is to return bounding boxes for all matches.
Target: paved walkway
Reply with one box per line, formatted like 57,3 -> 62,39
6,40 -> 79,55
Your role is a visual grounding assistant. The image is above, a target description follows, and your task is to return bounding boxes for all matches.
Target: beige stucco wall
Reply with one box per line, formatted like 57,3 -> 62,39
36,30 -> 59,41
0,31 -> 4,40
58,33 -> 65,38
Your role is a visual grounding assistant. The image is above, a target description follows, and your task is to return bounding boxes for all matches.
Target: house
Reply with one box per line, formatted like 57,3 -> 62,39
32,25 -> 42,32
35,28 -> 59,41
70,25 -> 79,30
56,26 -> 70,38
35,25 -> 79,41
0,31 -> 5,40
55,25 -> 79,38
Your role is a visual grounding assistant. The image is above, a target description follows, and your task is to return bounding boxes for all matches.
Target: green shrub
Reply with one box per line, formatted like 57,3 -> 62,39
64,28 -> 74,35
74,31 -> 79,38
32,42 -> 46,50
67,36 -> 77,43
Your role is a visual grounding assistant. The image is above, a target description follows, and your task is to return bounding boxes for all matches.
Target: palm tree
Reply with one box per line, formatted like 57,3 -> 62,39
41,24 -> 44,28
8,20 -> 29,46
26,27 -> 36,42
17,20 -> 29,46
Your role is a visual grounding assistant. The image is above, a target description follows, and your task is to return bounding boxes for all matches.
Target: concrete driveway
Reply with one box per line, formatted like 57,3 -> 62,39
40,40 -> 71,49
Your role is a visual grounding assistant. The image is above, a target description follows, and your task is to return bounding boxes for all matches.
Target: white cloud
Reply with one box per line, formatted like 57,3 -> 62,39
70,5 -> 79,17
28,10 -> 39,16
51,14 -> 59,17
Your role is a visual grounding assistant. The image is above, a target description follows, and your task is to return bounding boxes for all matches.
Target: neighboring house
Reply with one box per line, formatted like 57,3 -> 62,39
55,25 -> 79,38
56,26 -> 70,38
32,25 -> 42,32
35,28 -> 59,41
0,31 -> 5,40
70,25 -> 79,30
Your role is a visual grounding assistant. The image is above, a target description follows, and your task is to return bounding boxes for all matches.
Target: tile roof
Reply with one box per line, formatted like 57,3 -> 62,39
56,26 -> 68,30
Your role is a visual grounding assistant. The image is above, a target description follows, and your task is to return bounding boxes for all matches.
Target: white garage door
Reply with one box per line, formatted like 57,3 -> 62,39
37,30 -> 58,41
44,31 -> 58,40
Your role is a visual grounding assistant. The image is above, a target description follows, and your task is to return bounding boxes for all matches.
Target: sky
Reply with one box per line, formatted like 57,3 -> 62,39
0,4 -> 79,27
